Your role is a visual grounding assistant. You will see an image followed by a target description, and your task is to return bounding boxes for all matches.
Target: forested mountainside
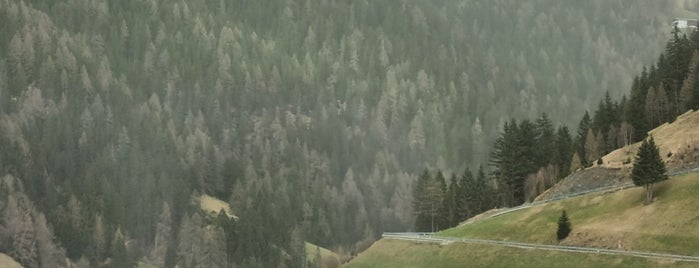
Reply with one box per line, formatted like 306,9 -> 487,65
0,0 -> 694,267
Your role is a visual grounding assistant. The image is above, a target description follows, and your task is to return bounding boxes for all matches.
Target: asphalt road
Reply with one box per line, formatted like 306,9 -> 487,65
382,233 -> 699,263
482,166 -> 699,220
380,167 -> 699,263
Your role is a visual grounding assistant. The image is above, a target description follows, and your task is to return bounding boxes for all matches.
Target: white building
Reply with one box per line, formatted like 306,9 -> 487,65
671,18 -> 698,30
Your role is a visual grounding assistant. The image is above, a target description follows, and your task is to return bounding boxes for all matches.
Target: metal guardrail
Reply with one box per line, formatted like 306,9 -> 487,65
381,233 -> 699,262
380,167 -> 699,263
486,166 -> 699,219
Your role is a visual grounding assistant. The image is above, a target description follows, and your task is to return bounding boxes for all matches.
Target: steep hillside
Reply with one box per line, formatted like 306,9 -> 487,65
348,172 -> 699,267
601,109 -> 699,171
0,0 -> 696,267
538,109 -> 699,200
345,239 -> 695,268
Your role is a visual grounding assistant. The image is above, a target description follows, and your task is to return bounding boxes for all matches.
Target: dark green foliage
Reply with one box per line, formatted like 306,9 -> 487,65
413,167 -> 496,232
575,112 -> 593,166
536,114 -> 556,167
490,120 -> 538,206
456,169 -> 476,221
413,170 -> 445,232
441,174 -> 460,228
554,126 -> 574,179
0,0 -> 693,266
557,210 -> 572,241
631,137 -> 668,203
490,115 -> 572,206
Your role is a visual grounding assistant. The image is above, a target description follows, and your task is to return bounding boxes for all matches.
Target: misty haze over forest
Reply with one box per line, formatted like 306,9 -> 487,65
0,1 -> 698,267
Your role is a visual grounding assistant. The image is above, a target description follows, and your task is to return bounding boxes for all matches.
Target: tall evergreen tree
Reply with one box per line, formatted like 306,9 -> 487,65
490,120 -> 539,206
626,75 -> 649,140
556,210 -> 571,241
680,52 -> 699,112
575,112 -> 592,166
456,169 -> 476,221
412,170 -> 445,232
631,137 -> 668,204
535,113 -> 556,167
554,126 -> 573,179
441,174 -> 459,228
475,165 -> 493,213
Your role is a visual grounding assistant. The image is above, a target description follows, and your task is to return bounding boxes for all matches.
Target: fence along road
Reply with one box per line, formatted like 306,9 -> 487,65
484,166 -> 699,220
382,233 -> 699,263
379,167 -> 699,262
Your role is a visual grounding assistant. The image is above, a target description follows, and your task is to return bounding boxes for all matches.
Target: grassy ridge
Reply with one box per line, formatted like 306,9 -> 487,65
346,172 -> 699,267
344,239 -> 693,268
439,172 -> 699,255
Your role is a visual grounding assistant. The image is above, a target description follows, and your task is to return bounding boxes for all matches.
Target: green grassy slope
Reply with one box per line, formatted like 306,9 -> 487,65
440,172 -> 699,255
346,172 -> 699,267
344,239 -> 693,268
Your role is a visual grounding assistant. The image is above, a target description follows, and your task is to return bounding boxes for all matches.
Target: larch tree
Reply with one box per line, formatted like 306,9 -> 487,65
619,121 -> 635,147
584,128 -> 598,165
92,214 -> 106,262
150,202 -> 172,266
570,152 -> 582,173
679,52 -> 699,112
656,83 -> 671,123
631,137 -> 668,204
645,86 -> 657,126
5,193 -> 38,268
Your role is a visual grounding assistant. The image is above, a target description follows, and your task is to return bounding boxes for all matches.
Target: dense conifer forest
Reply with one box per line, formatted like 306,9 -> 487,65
0,0 -> 696,267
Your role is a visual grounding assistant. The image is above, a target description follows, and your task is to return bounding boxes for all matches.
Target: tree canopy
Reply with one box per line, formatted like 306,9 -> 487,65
631,137 -> 668,203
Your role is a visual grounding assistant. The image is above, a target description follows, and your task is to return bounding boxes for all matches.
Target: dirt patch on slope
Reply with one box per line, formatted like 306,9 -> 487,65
601,109 -> 699,172
538,109 -> 699,202
536,166 -> 629,201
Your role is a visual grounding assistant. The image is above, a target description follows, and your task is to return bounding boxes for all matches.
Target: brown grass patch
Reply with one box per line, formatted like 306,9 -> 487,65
0,253 -> 23,268
199,194 -> 238,219
601,109 -> 699,171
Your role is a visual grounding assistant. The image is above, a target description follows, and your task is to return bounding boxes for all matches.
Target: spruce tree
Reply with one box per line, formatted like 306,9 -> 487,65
575,112 -> 592,166
412,169 -> 431,232
457,169 -> 476,221
441,174 -> 459,228
557,210 -> 571,241
631,136 -> 668,203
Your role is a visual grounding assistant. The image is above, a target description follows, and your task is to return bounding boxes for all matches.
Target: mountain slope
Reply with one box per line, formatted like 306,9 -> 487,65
347,171 -> 699,267
345,239 -> 695,268
538,109 -> 699,201
0,0 -> 696,267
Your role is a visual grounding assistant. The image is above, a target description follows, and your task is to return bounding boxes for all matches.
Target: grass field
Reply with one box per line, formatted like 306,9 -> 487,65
344,239 -> 694,268
346,172 -> 699,267
440,172 -> 699,256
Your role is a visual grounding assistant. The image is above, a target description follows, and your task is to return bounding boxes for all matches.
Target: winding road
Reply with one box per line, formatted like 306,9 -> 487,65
481,166 -> 699,221
382,232 -> 699,263
380,167 -> 699,263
